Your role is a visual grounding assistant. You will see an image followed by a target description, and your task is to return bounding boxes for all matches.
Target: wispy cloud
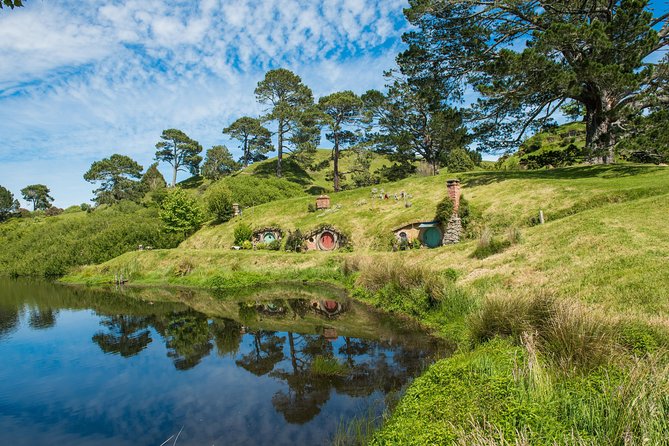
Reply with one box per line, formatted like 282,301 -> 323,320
0,0 -> 408,206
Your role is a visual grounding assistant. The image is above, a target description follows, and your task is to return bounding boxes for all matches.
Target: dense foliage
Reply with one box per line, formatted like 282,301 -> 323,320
0,185 -> 19,222
0,204 -> 182,276
201,145 -> 240,180
83,154 -> 144,205
223,117 -> 273,167
155,129 -> 203,187
219,175 -> 304,208
20,184 -> 54,211
159,188 -> 204,235
400,0 -> 669,162
205,183 -> 234,223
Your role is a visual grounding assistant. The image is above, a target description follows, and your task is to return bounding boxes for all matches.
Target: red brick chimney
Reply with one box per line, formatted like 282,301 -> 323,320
447,179 -> 461,213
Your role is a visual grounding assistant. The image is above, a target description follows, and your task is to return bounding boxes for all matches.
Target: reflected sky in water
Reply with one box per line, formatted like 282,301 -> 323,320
0,279 -> 444,445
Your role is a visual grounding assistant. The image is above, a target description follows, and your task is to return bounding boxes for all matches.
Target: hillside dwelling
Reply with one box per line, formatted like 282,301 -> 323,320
252,227 -> 283,244
304,225 -> 346,251
310,299 -> 344,318
393,222 -> 443,249
316,195 -> 331,210
232,203 -> 242,217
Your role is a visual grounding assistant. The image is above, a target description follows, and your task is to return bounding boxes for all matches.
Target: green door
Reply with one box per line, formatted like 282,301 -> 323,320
423,227 -> 442,248
263,232 -> 276,243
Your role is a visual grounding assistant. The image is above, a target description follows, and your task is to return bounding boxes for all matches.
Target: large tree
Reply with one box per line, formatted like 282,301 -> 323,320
223,117 -> 272,167
255,69 -> 320,177
0,185 -> 19,221
155,129 -> 203,187
21,184 -> 53,211
141,162 -> 167,191
201,145 -> 240,180
83,154 -> 144,205
319,91 -> 364,191
400,0 -> 669,163
363,80 -> 470,175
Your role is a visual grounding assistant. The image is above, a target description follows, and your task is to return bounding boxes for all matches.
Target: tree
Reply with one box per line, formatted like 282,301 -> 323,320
255,69 -> 320,177
400,0 -> 669,163
159,187 -> 204,235
0,185 -> 18,221
223,117 -> 273,167
201,145 -> 240,180
141,163 -> 167,191
319,91 -> 364,191
155,129 -> 203,187
83,154 -> 144,205
363,79 -> 470,175
0,1 -> 23,10
21,184 -> 53,211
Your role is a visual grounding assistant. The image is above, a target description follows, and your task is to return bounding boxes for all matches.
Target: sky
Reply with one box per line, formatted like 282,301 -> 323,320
1,1 -> 667,208
0,0 -> 409,207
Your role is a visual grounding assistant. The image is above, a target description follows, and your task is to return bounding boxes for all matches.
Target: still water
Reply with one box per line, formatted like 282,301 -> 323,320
0,279 -> 445,445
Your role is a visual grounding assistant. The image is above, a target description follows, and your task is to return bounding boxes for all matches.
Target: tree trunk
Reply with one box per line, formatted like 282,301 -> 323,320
585,104 -> 615,164
333,141 -> 340,192
277,121 -> 284,178
172,166 -> 178,187
243,136 -> 249,167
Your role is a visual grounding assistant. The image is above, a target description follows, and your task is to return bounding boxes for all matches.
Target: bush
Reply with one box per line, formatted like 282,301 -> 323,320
233,222 -> 253,245
160,188 -> 204,235
220,176 -> 304,208
284,229 -> 304,252
267,240 -> 281,251
446,148 -> 476,172
0,206 -> 183,277
435,196 -> 455,223
241,240 -> 253,250
44,206 -> 64,217
206,183 -> 234,223
307,202 -> 316,213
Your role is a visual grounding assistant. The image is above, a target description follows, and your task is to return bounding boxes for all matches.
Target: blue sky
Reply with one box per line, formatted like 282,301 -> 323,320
0,0 -> 408,207
0,1 -> 667,208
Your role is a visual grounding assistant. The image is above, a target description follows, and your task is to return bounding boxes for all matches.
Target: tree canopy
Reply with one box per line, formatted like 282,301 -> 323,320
159,187 -> 204,236
155,129 -> 203,187
201,145 -> 240,180
141,162 -> 167,191
0,185 -> 18,221
255,68 -> 320,177
364,78 -> 470,175
21,184 -> 53,211
319,91 -> 364,191
400,0 -> 669,162
223,117 -> 273,167
83,154 -> 144,205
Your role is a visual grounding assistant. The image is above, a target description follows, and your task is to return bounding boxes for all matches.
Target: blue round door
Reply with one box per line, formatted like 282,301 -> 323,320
263,232 -> 276,243
423,227 -> 442,248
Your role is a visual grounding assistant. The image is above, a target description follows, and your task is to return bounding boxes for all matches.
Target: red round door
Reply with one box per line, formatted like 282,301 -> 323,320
319,231 -> 335,250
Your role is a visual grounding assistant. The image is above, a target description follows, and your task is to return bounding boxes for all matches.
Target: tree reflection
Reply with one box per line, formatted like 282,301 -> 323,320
163,312 -> 213,370
28,307 -> 59,330
92,315 -> 152,357
236,330 -> 285,376
210,318 -> 243,357
0,306 -> 19,341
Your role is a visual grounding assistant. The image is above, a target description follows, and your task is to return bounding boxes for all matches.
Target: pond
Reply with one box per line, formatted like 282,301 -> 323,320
0,278 -> 447,445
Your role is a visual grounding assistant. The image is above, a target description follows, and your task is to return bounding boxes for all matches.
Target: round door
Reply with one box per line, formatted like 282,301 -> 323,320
263,232 -> 276,243
423,227 -> 442,248
319,231 -> 336,250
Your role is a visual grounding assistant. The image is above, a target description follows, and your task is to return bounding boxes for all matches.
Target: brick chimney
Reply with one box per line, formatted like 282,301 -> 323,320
447,179 -> 461,213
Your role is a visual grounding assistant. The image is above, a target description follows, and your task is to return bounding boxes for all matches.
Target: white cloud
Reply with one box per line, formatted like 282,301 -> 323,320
0,0 -> 410,207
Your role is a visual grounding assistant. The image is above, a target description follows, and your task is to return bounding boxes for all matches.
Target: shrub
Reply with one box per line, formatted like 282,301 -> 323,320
446,148 -> 476,172
241,240 -> 253,250
307,202 -> 316,213
435,195 -> 455,223
267,240 -> 281,251
233,222 -> 253,245
220,175 -> 304,208
206,183 -> 234,223
44,206 -> 64,217
284,229 -> 304,252
160,188 -> 204,235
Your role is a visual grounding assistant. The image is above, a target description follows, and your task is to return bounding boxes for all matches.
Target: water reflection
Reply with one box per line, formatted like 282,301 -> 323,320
0,278 -> 447,445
